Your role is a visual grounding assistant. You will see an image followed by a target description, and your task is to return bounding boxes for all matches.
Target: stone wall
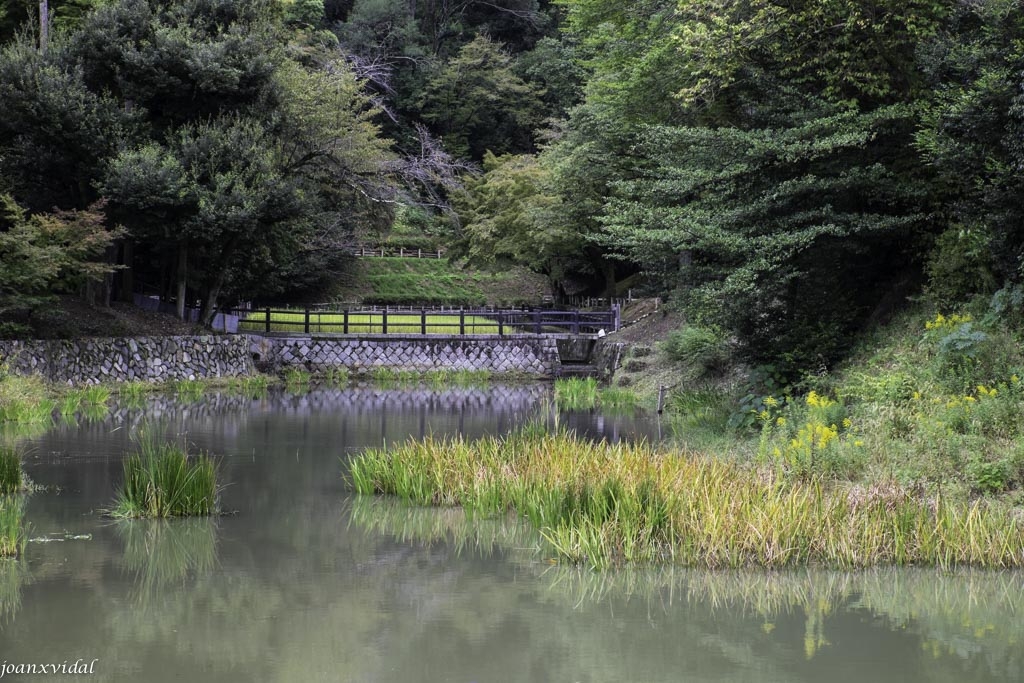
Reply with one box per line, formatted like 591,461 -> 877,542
0,336 -> 254,385
0,333 -> 577,384
251,334 -> 562,376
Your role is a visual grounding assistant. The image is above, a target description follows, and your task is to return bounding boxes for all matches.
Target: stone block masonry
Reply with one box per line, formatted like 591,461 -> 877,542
0,336 -> 255,385
251,334 -> 562,376
0,334 -> 565,384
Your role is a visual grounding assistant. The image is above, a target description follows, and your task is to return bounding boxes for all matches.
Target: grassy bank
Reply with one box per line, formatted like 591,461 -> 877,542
329,258 -> 550,307
112,436 -> 218,518
349,429 -> 1024,569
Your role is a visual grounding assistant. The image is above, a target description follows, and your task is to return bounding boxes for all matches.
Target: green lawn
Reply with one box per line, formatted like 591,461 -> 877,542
238,311 -> 500,334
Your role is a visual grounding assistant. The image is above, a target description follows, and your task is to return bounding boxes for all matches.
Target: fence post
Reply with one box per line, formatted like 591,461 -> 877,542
417,248 -> 422,258
265,307 -> 271,333
304,307 -> 310,334
436,249 -> 441,259
498,311 -> 504,336
382,309 -> 388,334
613,304 -> 621,331
420,308 -> 426,335
459,309 -> 465,335
400,247 -> 405,258
343,309 -> 349,334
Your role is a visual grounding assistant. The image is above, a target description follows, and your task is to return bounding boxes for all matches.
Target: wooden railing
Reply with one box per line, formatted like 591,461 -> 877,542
228,306 -> 619,336
352,246 -> 445,259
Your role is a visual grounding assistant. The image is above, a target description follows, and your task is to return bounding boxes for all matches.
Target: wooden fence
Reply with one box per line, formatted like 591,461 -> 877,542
228,306 -> 620,336
352,247 -> 445,259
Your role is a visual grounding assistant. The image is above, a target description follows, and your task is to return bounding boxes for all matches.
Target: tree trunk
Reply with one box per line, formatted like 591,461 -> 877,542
120,239 -> 134,303
176,242 -> 188,321
199,237 -> 239,326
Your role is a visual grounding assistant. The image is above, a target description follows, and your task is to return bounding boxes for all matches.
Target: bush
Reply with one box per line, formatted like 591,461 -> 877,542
661,326 -> 729,378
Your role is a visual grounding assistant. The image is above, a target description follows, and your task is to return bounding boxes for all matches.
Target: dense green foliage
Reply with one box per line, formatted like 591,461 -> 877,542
2,0 -> 1024,388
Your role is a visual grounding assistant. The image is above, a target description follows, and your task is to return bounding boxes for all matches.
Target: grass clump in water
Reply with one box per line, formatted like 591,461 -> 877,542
0,446 -> 25,494
112,435 -> 219,518
0,496 -> 26,557
555,378 -> 638,412
349,430 -> 1024,569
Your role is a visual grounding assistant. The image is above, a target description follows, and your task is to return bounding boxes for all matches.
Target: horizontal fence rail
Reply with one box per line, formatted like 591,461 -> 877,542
227,307 -> 619,336
352,247 -> 445,259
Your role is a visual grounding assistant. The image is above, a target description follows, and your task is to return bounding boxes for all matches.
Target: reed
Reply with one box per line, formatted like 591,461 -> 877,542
554,377 -> 599,410
0,445 -> 24,494
283,368 -> 312,388
118,381 -> 150,405
0,496 -> 26,557
80,385 -> 111,405
112,435 -> 218,518
321,366 -> 350,386
349,430 -> 1024,569
171,379 -> 205,402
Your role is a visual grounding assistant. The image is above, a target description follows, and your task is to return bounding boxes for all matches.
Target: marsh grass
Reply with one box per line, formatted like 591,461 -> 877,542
171,379 -> 205,402
554,377 -> 599,410
118,381 -> 150,406
321,367 -> 350,386
80,385 -> 111,405
555,378 -> 639,413
350,430 -> 1024,569
239,311 -> 500,334
283,368 -> 312,388
0,496 -> 26,557
0,374 -> 55,424
112,435 -> 218,518
0,446 -> 24,494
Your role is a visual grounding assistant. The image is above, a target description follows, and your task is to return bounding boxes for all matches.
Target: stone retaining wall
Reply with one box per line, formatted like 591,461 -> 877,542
251,334 -> 562,376
0,336 -> 254,385
0,334 -> 572,384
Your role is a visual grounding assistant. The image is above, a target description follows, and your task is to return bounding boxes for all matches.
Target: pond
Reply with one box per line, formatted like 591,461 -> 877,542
1,385 -> 1021,682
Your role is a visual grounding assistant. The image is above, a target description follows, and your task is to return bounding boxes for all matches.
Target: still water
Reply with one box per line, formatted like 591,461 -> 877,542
1,386 -> 1021,682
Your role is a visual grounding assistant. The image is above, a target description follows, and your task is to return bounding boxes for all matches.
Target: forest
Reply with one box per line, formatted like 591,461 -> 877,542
1,0 -> 1023,381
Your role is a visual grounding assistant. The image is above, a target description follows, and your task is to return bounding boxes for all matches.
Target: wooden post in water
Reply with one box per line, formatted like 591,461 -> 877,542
657,385 -> 667,414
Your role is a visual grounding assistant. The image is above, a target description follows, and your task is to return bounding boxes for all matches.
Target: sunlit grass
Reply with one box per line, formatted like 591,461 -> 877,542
349,429 -> 1024,569
238,311 -> 500,334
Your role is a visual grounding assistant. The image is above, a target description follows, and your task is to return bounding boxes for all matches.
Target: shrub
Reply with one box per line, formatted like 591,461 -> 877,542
661,326 -> 729,378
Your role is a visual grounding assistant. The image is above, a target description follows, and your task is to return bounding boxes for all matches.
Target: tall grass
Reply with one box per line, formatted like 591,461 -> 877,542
0,446 -> 24,494
112,435 -> 218,518
0,496 -> 26,557
349,430 -> 1024,569
171,379 -> 205,402
554,377 -> 599,410
554,378 -> 639,412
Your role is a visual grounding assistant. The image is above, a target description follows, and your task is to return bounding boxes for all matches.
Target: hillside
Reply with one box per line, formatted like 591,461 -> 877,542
327,257 -> 551,307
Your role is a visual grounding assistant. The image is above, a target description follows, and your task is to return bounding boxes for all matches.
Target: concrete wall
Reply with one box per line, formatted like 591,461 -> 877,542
0,336 -> 254,385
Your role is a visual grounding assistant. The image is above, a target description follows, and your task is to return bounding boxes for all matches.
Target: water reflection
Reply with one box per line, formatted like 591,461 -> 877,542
0,386 -> 1020,682
116,518 -> 219,605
